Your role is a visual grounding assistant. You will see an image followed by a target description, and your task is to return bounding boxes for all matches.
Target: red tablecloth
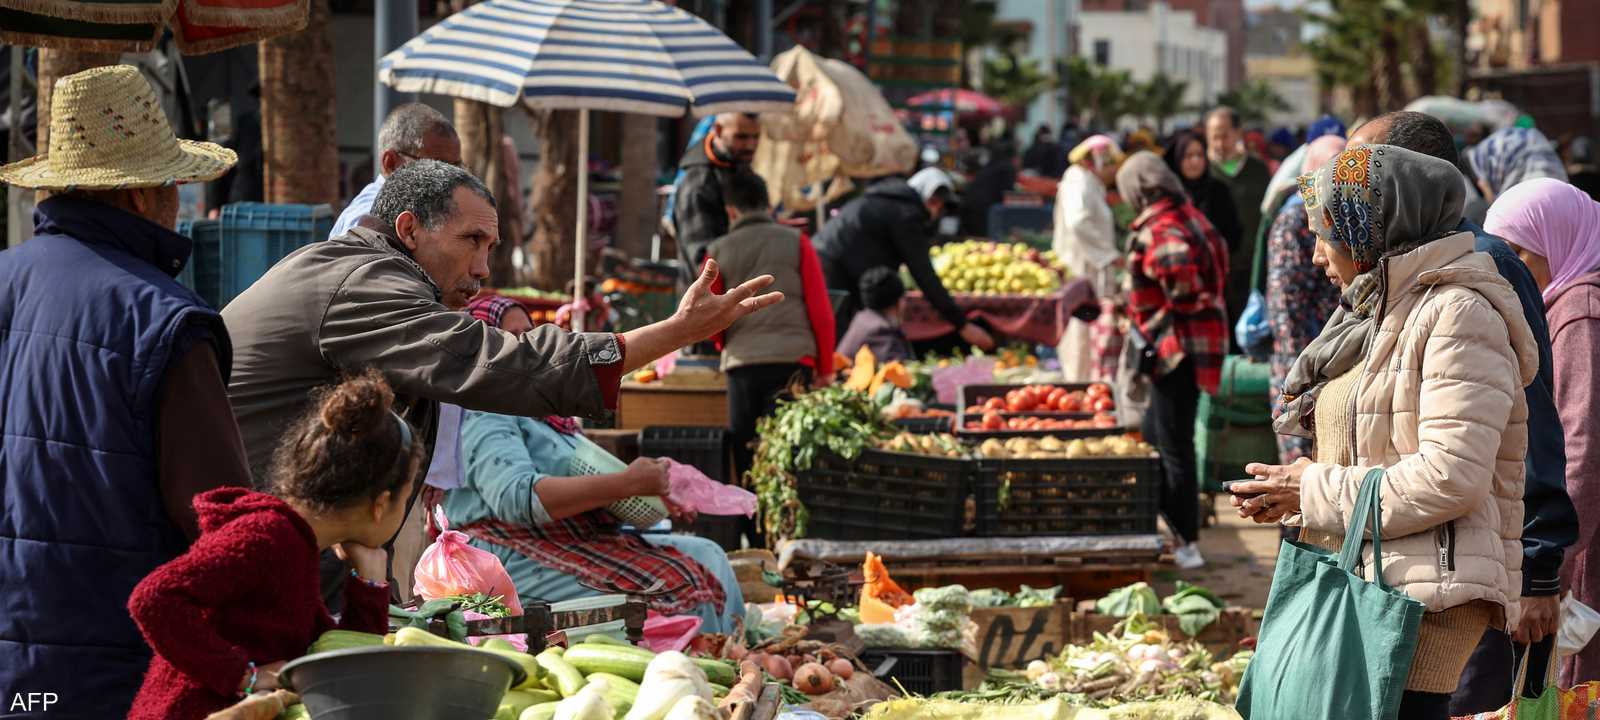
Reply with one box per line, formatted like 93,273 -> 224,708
901,278 -> 1094,346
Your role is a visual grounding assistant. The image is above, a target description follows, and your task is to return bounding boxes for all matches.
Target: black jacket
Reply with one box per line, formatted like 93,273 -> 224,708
672,138 -> 737,284
813,177 -> 964,332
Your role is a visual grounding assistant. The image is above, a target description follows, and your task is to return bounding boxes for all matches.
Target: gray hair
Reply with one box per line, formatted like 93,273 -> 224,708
378,102 -> 456,156
371,159 -> 496,230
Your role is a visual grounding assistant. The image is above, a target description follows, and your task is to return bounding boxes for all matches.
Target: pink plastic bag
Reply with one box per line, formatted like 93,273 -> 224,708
666,460 -> 757,517
413,507 -> 524,616
642,612 -> 703,653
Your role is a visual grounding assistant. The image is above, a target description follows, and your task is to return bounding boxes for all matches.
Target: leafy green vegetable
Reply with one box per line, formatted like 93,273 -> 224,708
970,588 -> 1012,608
1013,585 -> 1061,608
443,593 -> 514,618
749,385 -> 890,541
1094,582 -> 1161,618
1161,582 -> 1224,637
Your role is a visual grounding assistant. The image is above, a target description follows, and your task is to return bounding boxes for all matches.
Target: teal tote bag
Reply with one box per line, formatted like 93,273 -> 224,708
1236,468 -> 1426,720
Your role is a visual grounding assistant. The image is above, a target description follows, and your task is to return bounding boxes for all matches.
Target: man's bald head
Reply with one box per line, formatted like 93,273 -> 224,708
711,112 -> 761,165
1350,111 -> 1460,167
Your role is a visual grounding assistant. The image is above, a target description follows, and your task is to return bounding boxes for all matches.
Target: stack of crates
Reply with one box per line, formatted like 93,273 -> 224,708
174,202 -> 334,308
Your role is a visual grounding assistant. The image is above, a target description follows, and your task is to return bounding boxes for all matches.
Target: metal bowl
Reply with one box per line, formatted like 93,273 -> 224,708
279,645 -> 525,720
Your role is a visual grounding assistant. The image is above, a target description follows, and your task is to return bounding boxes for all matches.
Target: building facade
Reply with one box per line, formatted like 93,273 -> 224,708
1078,0 -> 1228,127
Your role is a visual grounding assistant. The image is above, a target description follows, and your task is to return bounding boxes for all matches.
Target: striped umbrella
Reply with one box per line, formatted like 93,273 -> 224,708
379,0 -> 796,330
0,0 -> 307,54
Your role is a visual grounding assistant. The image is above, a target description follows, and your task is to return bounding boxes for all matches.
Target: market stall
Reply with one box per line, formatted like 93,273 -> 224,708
900,282 -> 1093,346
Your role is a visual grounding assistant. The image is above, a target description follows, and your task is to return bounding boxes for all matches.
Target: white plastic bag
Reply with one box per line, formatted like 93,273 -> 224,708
1558,593 -> 1600,658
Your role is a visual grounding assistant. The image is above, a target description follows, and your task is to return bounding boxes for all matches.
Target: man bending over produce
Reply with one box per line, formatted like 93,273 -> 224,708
223,159 -> 782,605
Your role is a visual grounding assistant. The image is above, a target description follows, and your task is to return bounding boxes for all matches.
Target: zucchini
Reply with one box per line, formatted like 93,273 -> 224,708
564,644 -> 652,682
710,683 -> 729,699
499,688 -> 559,720
582,634 -> 633,647
483,638 -> 520,653
276,705 -> 310,720
518,701 -> 561,720
307,629 -> 385,655
692,659 -> 737,688
392,627 -> 545,690
537,648 -> 588,697
584,672 -> 640,714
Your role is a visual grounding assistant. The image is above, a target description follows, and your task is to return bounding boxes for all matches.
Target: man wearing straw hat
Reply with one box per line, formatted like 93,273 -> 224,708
0,65 -> 247,718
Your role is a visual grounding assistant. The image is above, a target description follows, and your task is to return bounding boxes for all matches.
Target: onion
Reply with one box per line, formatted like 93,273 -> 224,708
827,658 -> 853,680
763,654 -> 793,681
793,663 -> 835,695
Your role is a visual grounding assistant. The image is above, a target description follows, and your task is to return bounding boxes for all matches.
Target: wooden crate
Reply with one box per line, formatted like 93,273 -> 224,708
969,601 -> 1073,669
1068,606 -> 1260,656
617,383 -> 728,429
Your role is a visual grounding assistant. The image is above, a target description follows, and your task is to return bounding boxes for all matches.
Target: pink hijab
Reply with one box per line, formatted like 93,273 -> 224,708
1486,177 -> 1600,302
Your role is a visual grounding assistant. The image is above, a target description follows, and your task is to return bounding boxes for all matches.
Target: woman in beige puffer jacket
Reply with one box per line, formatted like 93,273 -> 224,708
1231,145 -> 1536,718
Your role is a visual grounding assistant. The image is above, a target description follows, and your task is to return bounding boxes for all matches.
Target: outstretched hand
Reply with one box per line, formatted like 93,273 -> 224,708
675,258 -> 785,342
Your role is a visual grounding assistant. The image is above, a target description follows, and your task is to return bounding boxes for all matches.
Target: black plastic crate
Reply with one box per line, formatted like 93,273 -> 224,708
797,449 -> 969,541
972,455 -> 1160,537
956,382 -> 1125,439
638,426 -> 728,483
891,415 -> 954,433
861,648 -> 966,696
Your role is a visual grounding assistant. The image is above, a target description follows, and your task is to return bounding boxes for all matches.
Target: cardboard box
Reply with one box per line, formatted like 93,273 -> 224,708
617,382 -> 728,429
969,602 -> 1073,669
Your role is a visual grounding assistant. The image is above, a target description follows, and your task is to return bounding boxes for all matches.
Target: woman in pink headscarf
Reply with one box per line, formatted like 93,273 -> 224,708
1264,134 -> 1347,463
1485,177 -> 1600,686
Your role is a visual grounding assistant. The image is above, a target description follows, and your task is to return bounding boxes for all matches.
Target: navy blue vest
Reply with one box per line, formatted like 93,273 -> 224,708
0,196 -> 229,718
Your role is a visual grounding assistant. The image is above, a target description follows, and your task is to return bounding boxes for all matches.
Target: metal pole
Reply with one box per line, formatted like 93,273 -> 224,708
374,0 -> 417,176
8,49 -> 24,248
756,0 -> 774,62
574,108 -> 591,333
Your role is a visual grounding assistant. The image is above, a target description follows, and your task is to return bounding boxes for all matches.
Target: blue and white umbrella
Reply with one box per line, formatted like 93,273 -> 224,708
379,0 -> 796,116
379,0 -> 795,329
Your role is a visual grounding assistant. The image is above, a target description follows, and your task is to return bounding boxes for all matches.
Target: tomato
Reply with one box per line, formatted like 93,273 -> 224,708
1057,394 -> 1082,413
983,397 -> 1005,412
1092,397 -> 1116,413
982,411 -> 1004,430
964,421 -> 983,430
1045,387 -> 1068,408
1087,383 -> 1112,400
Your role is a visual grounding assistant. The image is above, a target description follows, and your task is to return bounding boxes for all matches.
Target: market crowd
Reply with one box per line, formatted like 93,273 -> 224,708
5,59 -> 1600,720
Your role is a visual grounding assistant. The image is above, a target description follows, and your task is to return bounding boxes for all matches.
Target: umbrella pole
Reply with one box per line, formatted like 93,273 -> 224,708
574,108 -> 590,333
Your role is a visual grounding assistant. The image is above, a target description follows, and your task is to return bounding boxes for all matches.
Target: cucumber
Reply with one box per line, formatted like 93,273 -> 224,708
692,659 -> 738,688
563,644 -> 651,682
518,701 -> 560,720
392,627 -> 544,690
584,672 -> 640,714
537,648 -> 588,697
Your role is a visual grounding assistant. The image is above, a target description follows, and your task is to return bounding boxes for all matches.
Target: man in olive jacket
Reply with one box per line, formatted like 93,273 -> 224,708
223,161 -> 781,601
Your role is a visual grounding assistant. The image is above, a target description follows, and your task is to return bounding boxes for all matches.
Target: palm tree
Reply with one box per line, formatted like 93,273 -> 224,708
525,108 -> 578,292
259,0 -> 337,205
1136,73 -> 1189,135
1304,0 -> 1457,116
1214,80 -> 1292,126
982,52 -> 1055,114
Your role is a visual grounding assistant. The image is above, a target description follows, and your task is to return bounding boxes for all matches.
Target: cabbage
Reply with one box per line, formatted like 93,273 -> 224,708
1094,582 -> 1161,618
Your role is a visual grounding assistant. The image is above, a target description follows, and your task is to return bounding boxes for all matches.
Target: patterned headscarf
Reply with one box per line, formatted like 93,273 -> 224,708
1466,127 -> 1569,198
1300,144 -> 1466,273
1486,177 -> 1600,302
1276,145 -> 1467,438
464,295 -> 579,435
466,294 -> 524,327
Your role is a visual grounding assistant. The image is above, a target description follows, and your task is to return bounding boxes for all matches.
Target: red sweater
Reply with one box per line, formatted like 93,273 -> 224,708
127,488 -> 390,720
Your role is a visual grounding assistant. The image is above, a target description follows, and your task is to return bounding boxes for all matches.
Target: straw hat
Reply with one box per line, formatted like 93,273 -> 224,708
0,65 -> 236,191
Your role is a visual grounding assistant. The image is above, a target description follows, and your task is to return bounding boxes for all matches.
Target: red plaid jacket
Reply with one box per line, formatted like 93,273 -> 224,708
1125,197 -> 1230,394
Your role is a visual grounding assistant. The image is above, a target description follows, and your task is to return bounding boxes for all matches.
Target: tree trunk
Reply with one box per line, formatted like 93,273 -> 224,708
454,99 -> 522,286
1409,17 -> 1438,99
260,0 -> 337,205
526,108 -> 578,292
35,49 -> 119,202
616,113 -> 658,260
1375,20 -> 1407,112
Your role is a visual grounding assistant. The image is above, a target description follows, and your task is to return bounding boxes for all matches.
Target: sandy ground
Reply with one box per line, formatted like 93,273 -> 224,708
1149,494 -> 1285,608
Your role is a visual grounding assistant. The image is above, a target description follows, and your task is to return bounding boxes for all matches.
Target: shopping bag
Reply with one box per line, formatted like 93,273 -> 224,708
412,507 -> 525,615
1558,594 -> 1600,658
1449,649 -> 1600,720
1235,468 -> 1425,720
666,460 -> 757,517
1234,290 -> 1271,354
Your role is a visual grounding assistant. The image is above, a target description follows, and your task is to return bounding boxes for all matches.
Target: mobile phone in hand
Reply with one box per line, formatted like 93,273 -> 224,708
1221,479 -> 1265,499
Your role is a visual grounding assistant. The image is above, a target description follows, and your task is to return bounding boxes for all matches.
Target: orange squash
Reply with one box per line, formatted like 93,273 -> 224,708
842,346 -> 877,392
859,552 -> 912,624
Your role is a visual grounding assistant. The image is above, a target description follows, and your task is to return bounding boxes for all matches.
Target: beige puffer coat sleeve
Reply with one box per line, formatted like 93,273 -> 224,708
1300,291 -> 1519,540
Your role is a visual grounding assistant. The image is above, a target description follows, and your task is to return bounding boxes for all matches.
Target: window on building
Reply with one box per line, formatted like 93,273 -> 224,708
1094,39 -> 1111,66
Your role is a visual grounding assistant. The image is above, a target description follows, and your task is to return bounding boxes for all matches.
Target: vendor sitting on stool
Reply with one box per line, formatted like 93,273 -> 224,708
837,266 -> 914,363
441,295 -> 744,634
